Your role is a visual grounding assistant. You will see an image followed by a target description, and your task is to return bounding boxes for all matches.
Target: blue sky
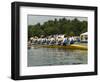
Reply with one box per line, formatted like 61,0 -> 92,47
28,15 -> 87,25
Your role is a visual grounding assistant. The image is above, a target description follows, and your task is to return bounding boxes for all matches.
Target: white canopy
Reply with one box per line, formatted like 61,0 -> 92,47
80,32 -> 88,36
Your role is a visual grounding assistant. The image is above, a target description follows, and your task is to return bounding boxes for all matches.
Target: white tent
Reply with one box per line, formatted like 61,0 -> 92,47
80,32 -> 88,42
80,32 -> 88,36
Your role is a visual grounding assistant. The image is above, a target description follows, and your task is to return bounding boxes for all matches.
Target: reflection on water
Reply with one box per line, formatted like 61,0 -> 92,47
28,47 -> 87,67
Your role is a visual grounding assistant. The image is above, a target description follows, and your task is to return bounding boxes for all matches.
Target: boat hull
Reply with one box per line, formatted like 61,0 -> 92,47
41,44 -> 87,50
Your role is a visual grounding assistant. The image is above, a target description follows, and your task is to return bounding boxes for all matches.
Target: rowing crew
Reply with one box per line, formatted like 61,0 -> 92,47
29,36 -> 80,46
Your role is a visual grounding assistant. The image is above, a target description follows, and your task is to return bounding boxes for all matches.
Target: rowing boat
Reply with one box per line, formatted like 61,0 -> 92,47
41,44 -> 87,50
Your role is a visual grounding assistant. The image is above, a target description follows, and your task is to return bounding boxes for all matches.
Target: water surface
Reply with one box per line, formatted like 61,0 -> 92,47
28,46 -> 87,67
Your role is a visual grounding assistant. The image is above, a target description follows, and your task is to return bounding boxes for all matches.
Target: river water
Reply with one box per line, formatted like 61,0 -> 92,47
28,46 -> 87,67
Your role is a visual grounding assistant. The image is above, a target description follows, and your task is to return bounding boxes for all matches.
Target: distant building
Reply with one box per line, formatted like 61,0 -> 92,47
80,32 -> 88,42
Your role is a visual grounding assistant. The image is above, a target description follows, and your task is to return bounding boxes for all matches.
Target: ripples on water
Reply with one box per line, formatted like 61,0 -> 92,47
28,46 -> 87,67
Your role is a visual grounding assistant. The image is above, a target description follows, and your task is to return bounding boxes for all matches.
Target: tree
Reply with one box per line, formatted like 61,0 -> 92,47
28,18 -> 87,38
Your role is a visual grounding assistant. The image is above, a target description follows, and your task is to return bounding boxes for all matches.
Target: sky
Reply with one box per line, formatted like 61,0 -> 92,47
28,15 -> 87,25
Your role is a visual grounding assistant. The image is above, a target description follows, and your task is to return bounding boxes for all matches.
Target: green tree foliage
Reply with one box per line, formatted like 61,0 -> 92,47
28,18 -> 87,38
